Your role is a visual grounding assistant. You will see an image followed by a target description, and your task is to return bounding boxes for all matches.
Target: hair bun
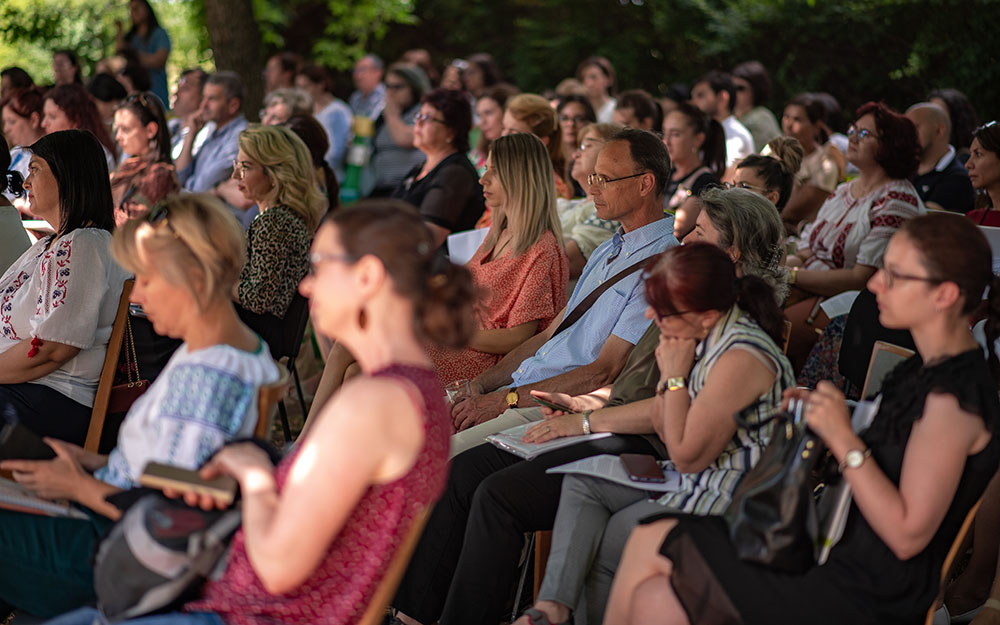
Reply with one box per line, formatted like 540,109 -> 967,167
766,136 -> 803,176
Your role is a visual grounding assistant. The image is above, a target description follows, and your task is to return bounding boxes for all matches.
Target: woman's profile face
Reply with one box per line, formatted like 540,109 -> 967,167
22,156 -> 59,224
868,234 -> 940,330
52,53 -> 76,86
42,99 -> 73,134
2,105 -> 40,147
463,63 -> 485,95
580,65 -> 610,100
782,104 -> 816,146
386,73 -> 414,109
733,167 -> 780,206
966,137 -> 1000,191
232,148 -> 273,204
261,101 -> 291,126
413,104 -> 454,153
846,113 -> 880,170
501,110 -> 533,137
645,302 -> 707,340
114,108 -> 155,157
683,209 -> 722,247
662,111 -> 702,163
131,263 -> 198,339
300,223 -> 357,338
558,101 -> 589,146
476,97 -> 504,142
478,152 -> 506,211
570,129 -> 604,189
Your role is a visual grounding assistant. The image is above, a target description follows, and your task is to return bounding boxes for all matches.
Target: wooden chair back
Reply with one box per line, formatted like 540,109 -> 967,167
924,497 -> 983,625
357,505 -> 432,625
861,340 -> 915,399
781,320 -> 793,355
254,362 -> 290,440
83,279 -> 133,453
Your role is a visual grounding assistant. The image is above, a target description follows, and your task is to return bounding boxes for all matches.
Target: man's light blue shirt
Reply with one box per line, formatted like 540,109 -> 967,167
349,83 -> 386,120
510,214 -> 679,386
178,114 -> 247,192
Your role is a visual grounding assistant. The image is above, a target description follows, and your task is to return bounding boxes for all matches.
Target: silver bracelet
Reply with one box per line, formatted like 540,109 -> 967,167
581,410 -> 593,435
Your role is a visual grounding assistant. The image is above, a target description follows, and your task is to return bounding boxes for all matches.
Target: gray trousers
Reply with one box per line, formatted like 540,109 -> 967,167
537,474 -> 666,625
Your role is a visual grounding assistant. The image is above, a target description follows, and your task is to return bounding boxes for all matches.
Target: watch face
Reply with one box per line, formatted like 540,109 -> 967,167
845,450 -> 864,468
506,391 -> 518,405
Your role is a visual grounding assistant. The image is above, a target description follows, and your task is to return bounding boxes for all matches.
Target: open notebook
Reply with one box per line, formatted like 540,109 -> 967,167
0,477 -> 89,519
486,422 -> 613,460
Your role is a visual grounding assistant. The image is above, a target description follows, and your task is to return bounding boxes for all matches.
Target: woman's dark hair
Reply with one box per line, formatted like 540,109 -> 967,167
29,129 -> 114,236
475,83 -> 521,154
1,86 -> 44,125
664,83 -> 690,104
0,134 -> 24,197
929,88 -> 980,151
283,114 -> 340,212
616,89 -> 662,131
737,136 -> 803,209
973,122 -> 1000,155
386,63 -> 430,108
53,50 -> 82,84
856,101 -> 920,180
900,213 -> 1000,382
466,53 -> 502,88
644,242 -> 785,345
670,101 -> 726,178
731,60 -> 772,107
119,53 -> 152,93
556,94 -> 597,124
89,73 -> 128,104
326,199 -> 476,347
116,91 -> 172,164
576,56 -> 616,95
1,66 -> 34,91
124,0 -> 162,42
422,88 -> 473,153
812,92 -> 846,134
786,93 -> 830,144
298,63 -> 333,94
45,84 -> 118,159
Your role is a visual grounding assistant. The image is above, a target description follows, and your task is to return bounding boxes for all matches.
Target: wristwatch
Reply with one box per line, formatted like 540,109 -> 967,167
789,266 -> 799,285
656,377 -> 687,396
581,410 -> 593,435
505,388 -> 519,409
839,448 -> 872,472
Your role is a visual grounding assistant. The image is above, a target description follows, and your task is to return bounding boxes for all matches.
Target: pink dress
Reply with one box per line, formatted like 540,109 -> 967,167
186,364 -> 450,625
427,230 -> 569,385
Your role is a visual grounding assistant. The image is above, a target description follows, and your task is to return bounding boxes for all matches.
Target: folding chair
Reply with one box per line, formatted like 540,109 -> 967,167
83,279 -> 134,453
925,497 -> 983,625
357,506 -> 432,625
254,362 -> 291,440
861,340 -> 915,399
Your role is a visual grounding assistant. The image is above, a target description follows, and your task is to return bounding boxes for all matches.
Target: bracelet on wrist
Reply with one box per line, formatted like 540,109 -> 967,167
581,410 -> 593,435
656,376 -> 687,395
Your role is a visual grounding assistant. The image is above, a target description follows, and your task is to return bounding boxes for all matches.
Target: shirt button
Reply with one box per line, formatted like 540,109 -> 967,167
518,368 -> 524,373
598,279 -> 603,284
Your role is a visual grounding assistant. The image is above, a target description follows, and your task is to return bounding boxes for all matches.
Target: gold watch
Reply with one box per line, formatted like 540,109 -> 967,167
505,388 -> 519,409
656,377 -> 687,395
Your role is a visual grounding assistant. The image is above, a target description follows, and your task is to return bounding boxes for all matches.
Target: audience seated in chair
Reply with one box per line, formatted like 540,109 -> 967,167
779,93 -> 844,233
906,102 -> 975,215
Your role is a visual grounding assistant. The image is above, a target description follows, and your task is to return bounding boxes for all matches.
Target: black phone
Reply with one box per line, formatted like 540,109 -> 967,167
531,395 -> 573,413
0,414 -> 56,462
620,453 -> 666,483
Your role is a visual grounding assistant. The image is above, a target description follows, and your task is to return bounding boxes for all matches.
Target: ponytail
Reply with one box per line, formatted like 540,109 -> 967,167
735,274 -> 786,345
984,274 -> 1000,384
703,119 -> 727,179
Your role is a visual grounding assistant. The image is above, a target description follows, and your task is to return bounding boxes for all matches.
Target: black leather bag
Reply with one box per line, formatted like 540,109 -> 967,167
724,398 -> 834,574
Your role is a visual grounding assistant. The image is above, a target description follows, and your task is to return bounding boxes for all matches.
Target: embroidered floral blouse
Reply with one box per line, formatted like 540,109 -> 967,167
0,229 -> 130,406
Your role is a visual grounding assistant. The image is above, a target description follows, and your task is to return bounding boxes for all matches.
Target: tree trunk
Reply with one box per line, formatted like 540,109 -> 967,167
202,0 -> 264,121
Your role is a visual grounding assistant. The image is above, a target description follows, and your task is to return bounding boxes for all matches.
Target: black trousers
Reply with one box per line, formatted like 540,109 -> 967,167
393,434 -> 662,625
0,382 -> 91,446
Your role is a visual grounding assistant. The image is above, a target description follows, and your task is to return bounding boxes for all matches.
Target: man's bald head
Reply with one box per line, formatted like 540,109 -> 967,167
906,102 -> 952,156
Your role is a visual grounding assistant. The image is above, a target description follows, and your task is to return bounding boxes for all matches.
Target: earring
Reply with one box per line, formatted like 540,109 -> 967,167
357,307 -> 367,330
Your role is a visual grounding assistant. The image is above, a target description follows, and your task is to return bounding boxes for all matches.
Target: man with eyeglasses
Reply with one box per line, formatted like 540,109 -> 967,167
449,128 -> 679,454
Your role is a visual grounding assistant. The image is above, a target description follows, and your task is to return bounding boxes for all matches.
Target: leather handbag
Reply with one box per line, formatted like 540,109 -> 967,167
724,398 -> 836,574
108,315 -> 150,415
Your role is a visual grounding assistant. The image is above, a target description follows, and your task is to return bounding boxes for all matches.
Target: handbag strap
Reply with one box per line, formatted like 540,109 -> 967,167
123,315 -> 140,386
733,396 -> 807,433
551,255 -> 649,338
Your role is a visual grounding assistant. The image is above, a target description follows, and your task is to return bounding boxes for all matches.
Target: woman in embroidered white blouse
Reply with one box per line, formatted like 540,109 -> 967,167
0,129 -> 130,445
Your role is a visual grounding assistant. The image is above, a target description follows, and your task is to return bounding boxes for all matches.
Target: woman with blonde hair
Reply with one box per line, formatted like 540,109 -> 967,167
503,93 -> 573,199
232,124 -> 327,326
428,132 -> 569,386
0,194 -> 279,617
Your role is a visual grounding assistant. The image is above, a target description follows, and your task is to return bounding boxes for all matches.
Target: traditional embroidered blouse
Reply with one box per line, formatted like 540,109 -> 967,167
798,179 -> 924,270
0,229 -> 130,406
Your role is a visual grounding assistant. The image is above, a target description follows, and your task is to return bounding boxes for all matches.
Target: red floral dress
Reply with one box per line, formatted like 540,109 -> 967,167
427,230 -> 569,385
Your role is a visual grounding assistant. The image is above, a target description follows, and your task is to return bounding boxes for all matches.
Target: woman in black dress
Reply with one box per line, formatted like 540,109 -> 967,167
605,212 -> 1000,625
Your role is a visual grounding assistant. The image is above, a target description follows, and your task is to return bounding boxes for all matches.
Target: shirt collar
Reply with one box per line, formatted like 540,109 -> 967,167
933,145 -> 957,172
211,114 -> 246,139
617,215 -> 676,256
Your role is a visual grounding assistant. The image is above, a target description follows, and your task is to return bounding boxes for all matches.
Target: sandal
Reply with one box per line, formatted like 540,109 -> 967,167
521,607 -> 568,625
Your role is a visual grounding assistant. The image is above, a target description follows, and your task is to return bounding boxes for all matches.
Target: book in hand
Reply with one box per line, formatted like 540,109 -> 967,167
139,462 -> 238,507
546,454 -> 683,493
0,477 -> 89,519
485,422 -> 613,460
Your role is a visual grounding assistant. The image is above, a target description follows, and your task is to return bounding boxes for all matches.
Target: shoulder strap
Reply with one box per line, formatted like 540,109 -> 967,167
551,255 -> 650,338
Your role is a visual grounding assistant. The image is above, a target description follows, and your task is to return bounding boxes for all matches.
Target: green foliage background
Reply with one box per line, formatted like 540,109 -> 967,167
0,0 -> 996,123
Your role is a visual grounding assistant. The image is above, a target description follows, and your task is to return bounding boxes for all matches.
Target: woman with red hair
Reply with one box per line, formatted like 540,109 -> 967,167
42,84 -> 119,170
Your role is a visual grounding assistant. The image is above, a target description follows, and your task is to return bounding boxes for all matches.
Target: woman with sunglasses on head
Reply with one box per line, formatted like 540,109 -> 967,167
0,194 -> 279,618
392,88 -> 485,248
785,102 -> 924,371
426,132 -> 568,387
50,200 -> 476,625
231,125 -> 326,331
0,130 -> 129,446
965,121 -> 1000,226
110,91 -> 179,224
606,213 -> 1000,625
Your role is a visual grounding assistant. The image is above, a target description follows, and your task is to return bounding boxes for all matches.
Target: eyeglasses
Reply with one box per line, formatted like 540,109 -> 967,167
879,267 -> 942,289
723,181 -> 768,193
385,82 -> 407,91
847,125 -> 878,141
308,252 -> 356,274
559,115 -> 589,124
414,112 -> 447,125
578,139 -> 605,152
654,309 -> 695,321
231,160 -> 259,177
587,171 -> 648,190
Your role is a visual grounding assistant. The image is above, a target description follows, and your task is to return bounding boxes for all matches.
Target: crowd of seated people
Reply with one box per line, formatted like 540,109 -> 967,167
0,39 -> 998,625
